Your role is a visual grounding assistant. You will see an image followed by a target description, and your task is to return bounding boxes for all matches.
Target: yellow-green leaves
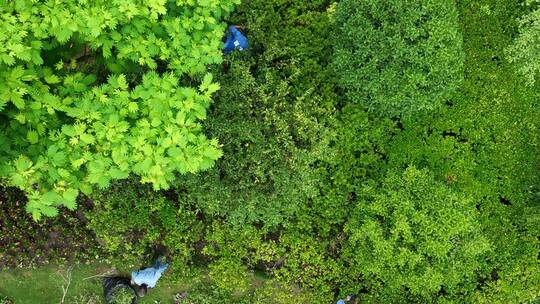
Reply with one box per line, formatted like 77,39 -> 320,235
26,130 -> 38,144
62,188 -> 79,210
200,73 -> 221,97
506,6 -> 540,86
14,155 -> 32,173
344,167 -> 490,302
0,0 -> 233,219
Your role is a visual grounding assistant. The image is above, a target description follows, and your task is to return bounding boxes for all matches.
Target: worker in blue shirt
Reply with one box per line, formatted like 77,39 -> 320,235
337,294 -> 358,304
130,256 -> 169,297
224,25 -> 248,54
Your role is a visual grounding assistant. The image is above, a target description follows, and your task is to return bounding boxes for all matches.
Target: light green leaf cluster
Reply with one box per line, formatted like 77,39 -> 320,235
343,167 -> 491,301
0,0 -> 239,73
0,0 -> 235,220
506,1 -> 540,85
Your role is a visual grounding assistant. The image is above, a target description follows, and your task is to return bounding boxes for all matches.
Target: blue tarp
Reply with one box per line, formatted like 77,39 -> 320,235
224,25 -> 248,54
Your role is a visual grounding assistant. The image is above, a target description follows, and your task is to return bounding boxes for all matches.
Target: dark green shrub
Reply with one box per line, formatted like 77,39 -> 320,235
334,0 -> 464,117
173,0 -> 339,231
168,1 -> 346,301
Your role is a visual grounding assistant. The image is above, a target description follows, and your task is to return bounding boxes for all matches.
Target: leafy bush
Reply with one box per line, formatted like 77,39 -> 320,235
334,0 -> 464,117
0,0 -> 237,219
342,167 -> 490,302
506,0 -> 540,85
86,179 -> 201,271
171,0 -> 339,228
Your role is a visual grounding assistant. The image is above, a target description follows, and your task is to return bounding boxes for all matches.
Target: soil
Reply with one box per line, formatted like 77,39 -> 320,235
0,186 -> 100,268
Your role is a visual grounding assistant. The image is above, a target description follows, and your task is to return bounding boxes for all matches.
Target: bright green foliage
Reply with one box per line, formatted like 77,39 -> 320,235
0,0 -> 235,219
506,0 -> 540,85
0,0 -> 236,73
334,0 -> 464,117
343,167 -> 490,302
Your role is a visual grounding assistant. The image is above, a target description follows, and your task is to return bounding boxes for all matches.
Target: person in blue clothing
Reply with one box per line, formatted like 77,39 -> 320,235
224,25 -> 248,54
130,256 -> 169,297
337,294 -> 358,304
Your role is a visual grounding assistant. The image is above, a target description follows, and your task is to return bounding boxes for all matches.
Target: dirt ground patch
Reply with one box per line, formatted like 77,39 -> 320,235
0,187 -> 99,268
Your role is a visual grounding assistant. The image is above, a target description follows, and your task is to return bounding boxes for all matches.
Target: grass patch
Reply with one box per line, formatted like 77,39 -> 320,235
0,263 -> 307,304
0,264 -> 202,303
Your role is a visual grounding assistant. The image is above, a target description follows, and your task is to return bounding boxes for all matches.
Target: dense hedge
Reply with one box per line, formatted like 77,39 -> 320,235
384,0 -> 540,302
